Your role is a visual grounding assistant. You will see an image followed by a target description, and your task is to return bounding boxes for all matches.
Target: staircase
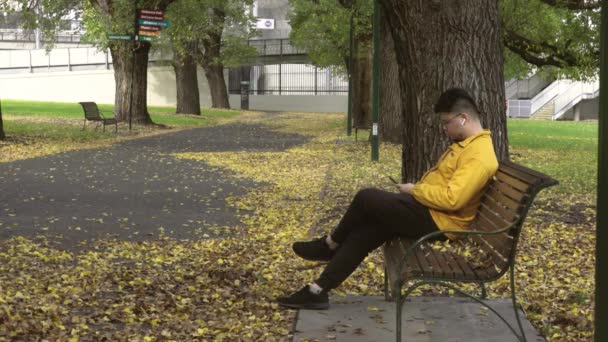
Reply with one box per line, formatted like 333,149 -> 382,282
530,100 -> 555,120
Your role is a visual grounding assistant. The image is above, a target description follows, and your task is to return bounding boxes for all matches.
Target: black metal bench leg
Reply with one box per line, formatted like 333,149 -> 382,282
510,265 -> 528,342
396,284 -> 403,342
82,119 -> 86,131
384,265 -> 390,301
480,282 -> 488,299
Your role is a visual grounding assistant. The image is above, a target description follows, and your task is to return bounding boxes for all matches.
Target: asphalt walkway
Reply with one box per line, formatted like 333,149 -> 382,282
0,116 -> 308,251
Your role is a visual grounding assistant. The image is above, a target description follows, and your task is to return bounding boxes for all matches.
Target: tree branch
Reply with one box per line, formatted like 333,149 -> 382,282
503,29 -> 582,68
538,0 -> 600,10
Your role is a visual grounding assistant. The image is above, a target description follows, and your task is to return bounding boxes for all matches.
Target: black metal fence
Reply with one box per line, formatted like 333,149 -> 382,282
229,64 -> 348,95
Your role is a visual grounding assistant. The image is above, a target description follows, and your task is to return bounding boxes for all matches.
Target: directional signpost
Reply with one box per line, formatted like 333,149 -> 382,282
105,9 -> 170,131
135,9 -> 169,43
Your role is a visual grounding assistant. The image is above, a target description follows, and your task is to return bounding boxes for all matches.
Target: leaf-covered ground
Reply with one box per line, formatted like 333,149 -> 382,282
0,112 -> 596,341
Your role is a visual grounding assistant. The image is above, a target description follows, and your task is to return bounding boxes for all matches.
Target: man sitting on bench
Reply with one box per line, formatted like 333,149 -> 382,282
277,88 -> 499,310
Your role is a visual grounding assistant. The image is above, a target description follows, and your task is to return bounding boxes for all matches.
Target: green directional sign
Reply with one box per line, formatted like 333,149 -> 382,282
137,20 -> 170,28
137,35 -> 154,42
107,34 -> 132,40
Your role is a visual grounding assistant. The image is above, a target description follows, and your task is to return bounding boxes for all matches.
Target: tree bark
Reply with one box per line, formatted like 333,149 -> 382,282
204,64 -> 230,109
110,41 -> 154,124
380,0 -> 508,182
198,8 -> 230,109
173,46 -> 201,115
352,37 -> 372,129
379,14 -> 403,144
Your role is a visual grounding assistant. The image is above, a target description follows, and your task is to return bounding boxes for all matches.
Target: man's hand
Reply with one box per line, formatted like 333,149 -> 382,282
397,183 -> 415,194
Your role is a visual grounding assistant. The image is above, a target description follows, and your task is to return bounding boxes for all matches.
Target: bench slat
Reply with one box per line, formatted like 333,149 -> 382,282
482,191 -> 520,223
495,171 -> 530,193
490,179 -> 528,203
499,162 -> 540,185
415,246 -> 435,277
485,186 -> 522,213
473,212 -> 515,257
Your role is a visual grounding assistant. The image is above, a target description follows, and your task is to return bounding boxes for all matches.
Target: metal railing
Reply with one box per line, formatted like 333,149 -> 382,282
247,38 -> 306,56
0,46 -> 173,72
229,64 -> 348,95
0,30 -> 82,43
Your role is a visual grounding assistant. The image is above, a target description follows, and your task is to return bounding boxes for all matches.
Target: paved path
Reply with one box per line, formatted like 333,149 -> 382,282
295,296 -> 545,341
0,117 -> 308,251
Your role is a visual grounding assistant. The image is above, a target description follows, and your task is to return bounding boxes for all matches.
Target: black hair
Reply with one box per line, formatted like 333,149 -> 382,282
434,88 -> 480,117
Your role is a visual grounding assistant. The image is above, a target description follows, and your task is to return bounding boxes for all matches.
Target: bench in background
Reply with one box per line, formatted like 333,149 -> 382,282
79,102 -> 117,133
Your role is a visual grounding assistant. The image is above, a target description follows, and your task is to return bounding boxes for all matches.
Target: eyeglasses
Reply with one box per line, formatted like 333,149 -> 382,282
439,113 -> 462,128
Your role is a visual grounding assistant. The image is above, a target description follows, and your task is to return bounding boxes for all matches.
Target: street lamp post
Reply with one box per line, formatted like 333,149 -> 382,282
595,1 -> 608,341
371,0 -> 380,161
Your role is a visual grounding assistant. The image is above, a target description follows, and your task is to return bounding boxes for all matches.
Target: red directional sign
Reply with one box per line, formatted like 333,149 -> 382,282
138,9 -> 164,21
139,25 -> 161,32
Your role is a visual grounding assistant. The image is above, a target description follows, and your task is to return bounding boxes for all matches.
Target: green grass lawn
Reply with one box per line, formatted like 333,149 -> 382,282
2,99 -> 240,126
508,119 -> 598,195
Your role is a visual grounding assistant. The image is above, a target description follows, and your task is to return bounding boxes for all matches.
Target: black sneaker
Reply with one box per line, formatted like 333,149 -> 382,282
277,285 -> 329,310
292,235 -> 335,261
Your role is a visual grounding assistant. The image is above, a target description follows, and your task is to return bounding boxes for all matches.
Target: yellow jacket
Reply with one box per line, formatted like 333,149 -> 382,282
412,130 -> 498,235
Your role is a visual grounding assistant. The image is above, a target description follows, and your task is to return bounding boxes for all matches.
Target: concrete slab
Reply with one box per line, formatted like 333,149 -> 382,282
294,296 -> 545,342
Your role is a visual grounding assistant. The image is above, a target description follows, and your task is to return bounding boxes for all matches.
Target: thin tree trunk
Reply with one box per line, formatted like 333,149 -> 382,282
199,8 -> 231,109
204,64 -> 230,109
110,42 -> 154,124
380,0 -> 508,182
352,37 -> 372,129
174,46 -> 201,115
379,14 -> 403,144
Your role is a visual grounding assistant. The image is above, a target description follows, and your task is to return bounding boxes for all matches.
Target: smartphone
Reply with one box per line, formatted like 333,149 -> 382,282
388,176 -> 398,184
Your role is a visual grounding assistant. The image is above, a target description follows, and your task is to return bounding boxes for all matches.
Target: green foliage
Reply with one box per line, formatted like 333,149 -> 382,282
288,0 -> 372,73
81,0 -> 138,49
500,0 -> 600,80
288,0 -> 599,80
0,0 -> 81,48
162,0 -> 257,67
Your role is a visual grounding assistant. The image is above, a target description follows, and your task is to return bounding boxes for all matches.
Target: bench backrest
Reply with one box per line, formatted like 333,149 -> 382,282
79,102 -> 101,120
469,160 -> 558,274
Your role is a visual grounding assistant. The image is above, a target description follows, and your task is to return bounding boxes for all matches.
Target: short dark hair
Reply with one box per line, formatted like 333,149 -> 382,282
434,88 -> 480,117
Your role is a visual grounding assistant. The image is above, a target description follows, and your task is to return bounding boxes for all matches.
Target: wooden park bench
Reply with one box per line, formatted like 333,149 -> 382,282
79,102 -> 118,133
382,160 -> 558,342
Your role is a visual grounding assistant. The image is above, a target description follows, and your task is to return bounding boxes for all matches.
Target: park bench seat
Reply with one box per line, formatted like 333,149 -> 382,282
79,102 -> 117,133
382,160 -> 558,342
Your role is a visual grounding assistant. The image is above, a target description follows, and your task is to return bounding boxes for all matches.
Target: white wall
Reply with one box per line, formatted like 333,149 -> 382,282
229,94 -> 347,113
0,66 -> 347,113
0,66 -> 214,107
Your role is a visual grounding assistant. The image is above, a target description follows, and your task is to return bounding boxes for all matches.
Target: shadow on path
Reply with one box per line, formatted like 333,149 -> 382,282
0,116 -> 308,251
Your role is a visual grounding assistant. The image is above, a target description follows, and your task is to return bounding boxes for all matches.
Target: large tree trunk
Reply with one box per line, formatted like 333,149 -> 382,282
173,46 -> 201,115
199,8 -> 230,109
379,14 -> 403,144
110,42 -> 154,124
380,0 -> 508,182
352,37 -> 372,129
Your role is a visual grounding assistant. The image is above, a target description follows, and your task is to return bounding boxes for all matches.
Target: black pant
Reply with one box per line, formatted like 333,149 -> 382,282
315,188 -> 440,291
